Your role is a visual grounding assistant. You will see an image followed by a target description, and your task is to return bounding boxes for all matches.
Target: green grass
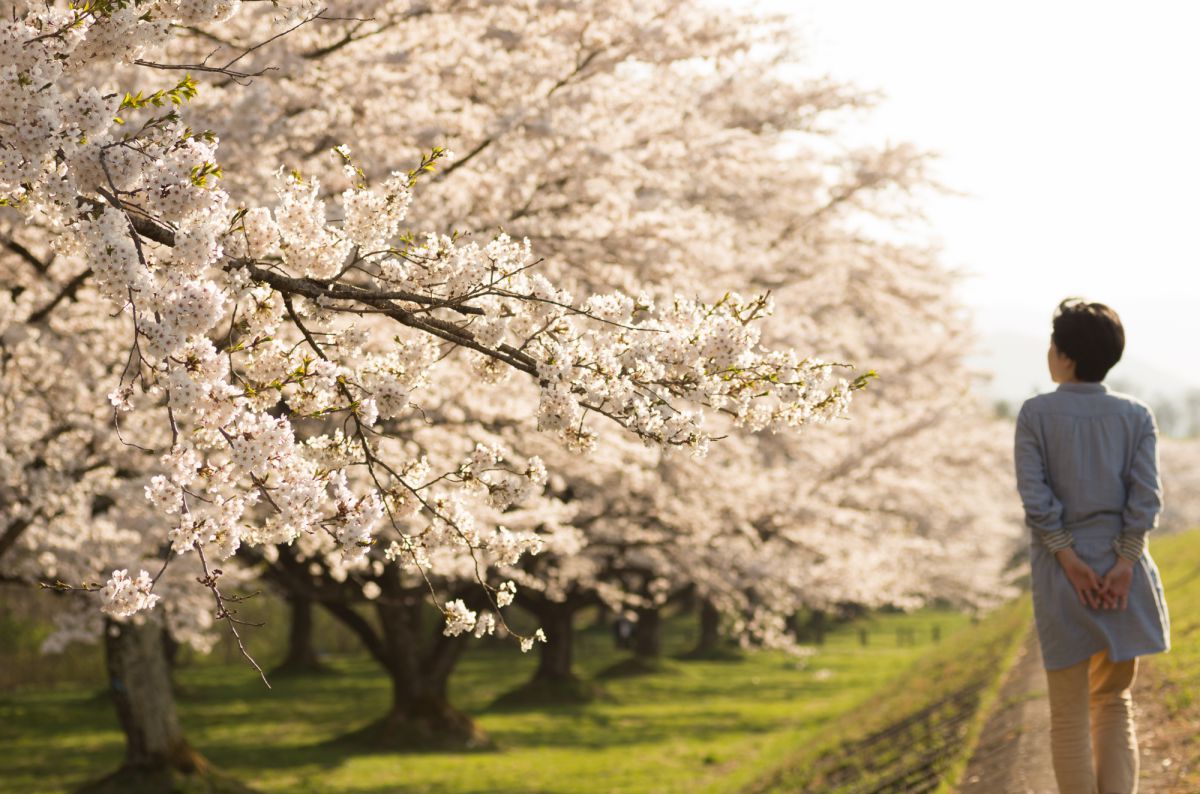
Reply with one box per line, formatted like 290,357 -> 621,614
1144,530 -> 1200,710
1134,529 -> 1200,789
745,596 -> 1032,793
0,607 -> 977,793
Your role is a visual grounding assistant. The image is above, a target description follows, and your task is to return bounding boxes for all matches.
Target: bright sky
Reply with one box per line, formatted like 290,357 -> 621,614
753,0 -> 1200,389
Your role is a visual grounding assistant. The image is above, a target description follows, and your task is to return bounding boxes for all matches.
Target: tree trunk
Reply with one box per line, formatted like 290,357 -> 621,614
634,606 -> 661,659
370,583 -> 483,745
533,602 -> 576,682
161,630 -> 180,671
374,663 -> 479,743
272,592 -> 323,675
80,618 -> 250,793
261,548 -> 482,746
591,602 -> 612,631
694,598 -> 721,654
785,612 -> 800,639
106,618 -> 199,773
805,609 -> 827,645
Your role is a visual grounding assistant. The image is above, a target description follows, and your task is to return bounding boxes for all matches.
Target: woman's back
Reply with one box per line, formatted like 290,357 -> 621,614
1017,383 -> 1158,536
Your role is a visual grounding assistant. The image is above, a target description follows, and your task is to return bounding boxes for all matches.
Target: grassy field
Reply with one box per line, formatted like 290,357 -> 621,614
0,603 -> 1017,794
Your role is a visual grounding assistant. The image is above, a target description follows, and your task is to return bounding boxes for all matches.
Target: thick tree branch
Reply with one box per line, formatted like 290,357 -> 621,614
3,238 -> 52,274
27,268 -> 93,324
257,548 -> 390,666
0,516 -> 32,563
241,262 -> 539,375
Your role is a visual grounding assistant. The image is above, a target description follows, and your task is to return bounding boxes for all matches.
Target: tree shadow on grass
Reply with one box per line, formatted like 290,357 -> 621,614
266,659 -> 336,679
316,712 -> 499,756
76,763 -> 257,794
593,656 -> 670,679
199,709 -> 505,771
487,675 -> 608,711
674,646 -> 745,663
487,706 -> 781,751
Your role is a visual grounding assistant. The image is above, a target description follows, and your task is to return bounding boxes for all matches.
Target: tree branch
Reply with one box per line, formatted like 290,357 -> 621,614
0,517 -> 32,563
27,268 -> 93,324
3,238 -> 51,274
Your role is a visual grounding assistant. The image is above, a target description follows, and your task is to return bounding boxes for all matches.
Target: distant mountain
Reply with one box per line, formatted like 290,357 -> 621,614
968,331 -> 1200,433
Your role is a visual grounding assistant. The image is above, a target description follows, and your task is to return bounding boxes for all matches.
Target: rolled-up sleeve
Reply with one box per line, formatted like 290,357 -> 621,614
1122,410 -> 1162,534
1015,405 -> 1071,550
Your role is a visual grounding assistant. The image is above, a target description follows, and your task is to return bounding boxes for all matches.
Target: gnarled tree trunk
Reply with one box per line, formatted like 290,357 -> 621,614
81,618 -> 250,793
487,590 -> 597,705
106,618 -> 200,774
262,549 -> 483,747
799,609 -> 827,645
370,573 -> 480,744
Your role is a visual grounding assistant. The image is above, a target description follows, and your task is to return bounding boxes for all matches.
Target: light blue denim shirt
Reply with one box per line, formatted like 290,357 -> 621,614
1015,382 -> 1161,544
1014,381 -> 1170,669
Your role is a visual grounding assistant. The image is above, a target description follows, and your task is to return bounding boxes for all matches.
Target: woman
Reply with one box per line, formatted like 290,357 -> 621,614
1014,298 -> 1170,794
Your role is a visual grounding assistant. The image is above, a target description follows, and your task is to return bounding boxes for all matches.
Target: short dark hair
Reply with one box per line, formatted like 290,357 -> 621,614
1051,298 -> 1124,382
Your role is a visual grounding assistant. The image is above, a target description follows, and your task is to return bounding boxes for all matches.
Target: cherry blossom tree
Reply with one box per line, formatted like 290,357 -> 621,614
122,0 -> 1025,690
1,0 -> 874,765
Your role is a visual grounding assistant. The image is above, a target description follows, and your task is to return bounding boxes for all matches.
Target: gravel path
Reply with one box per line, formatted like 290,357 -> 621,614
957,625 -> 1188,793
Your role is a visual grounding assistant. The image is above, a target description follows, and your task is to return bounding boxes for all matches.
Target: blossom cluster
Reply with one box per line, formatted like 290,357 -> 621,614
100,569 -> 161,618
222,172 -> 864,455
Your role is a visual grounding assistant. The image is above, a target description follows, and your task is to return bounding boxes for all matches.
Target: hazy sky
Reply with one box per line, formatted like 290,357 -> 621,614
753,0 -> 1200,388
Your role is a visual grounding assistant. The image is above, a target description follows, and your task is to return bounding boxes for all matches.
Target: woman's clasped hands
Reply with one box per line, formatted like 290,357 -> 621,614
1054,547 -> 1134,611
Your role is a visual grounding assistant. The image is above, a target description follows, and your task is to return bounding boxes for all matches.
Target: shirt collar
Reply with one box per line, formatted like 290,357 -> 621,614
1056,382 -> 1109,394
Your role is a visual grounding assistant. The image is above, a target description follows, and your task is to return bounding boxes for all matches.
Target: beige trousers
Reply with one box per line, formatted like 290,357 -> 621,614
1045,648 -> 1139,794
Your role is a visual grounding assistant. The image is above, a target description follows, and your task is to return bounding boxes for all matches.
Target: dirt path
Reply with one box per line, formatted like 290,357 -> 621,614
957,626 -> 1188,793
1129,658 -> 1193,791
958,627 -> 1057,793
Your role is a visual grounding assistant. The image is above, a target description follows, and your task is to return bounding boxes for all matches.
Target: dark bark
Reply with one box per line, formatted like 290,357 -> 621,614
271,592 -> 324,674
374,661 -> 477,743
93,618 -> 218,791
105,619 -> 198,772
370,570 -> 478,741
694,598 -> 721,654
260,549 -> 482,744
785,612 -> 799,638
488,591 -> 600,704
161,630 -> 180,671
633,606 -> 661,659
797,609 -> 827,645
590,601 -> 611,631
532,601 -> 577,682
81,619 -> 255,793
0,517 -> 32,562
